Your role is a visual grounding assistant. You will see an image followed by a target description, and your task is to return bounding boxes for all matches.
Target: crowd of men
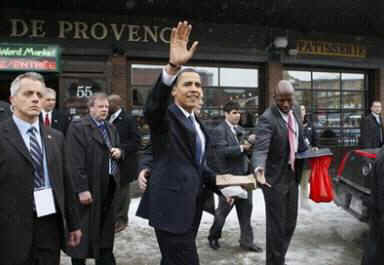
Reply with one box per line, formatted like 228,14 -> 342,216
0,21 -> 383,265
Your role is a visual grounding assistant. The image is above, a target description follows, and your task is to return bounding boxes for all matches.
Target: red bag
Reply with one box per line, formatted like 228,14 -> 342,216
309,156 -> 334,203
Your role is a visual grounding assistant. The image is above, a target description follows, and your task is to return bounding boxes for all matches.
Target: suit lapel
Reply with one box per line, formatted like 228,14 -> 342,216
40,124 -> 58,190
223,121 -> 238,145
169,104 -> 196,164
272,105 -> 289,134
84,115 -> 106,147
106,122 -> 116,146
196,117 -> 209,165
52,110 -> 59,127
3,119 -> 33,165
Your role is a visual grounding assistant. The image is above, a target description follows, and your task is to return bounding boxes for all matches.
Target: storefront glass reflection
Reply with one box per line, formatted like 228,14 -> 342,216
130,64 -> 260,141
284,69 -> 366,147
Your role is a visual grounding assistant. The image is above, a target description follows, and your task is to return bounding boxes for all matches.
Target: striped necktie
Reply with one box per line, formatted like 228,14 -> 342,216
188,115 -> 203,164
27,127 -> 45,188
98,123 -> 118,176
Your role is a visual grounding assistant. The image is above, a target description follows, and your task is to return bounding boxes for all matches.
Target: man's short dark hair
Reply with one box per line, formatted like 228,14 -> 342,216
371,100 -> 381,107
223,101 -> 240,113
172,68 -> 200,87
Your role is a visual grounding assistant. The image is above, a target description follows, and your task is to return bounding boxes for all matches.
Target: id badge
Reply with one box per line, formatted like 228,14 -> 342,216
33,188 -> 56,217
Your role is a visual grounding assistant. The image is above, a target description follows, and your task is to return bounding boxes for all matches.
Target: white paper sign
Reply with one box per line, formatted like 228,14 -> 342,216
33,188 -> 56,217
221,186 -> 248,199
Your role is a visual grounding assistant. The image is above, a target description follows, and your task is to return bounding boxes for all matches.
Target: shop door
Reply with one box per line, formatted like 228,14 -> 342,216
60,74 -> 108,120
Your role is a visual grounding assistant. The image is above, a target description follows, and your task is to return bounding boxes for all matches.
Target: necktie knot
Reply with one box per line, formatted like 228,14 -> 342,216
28,126 -> 37,135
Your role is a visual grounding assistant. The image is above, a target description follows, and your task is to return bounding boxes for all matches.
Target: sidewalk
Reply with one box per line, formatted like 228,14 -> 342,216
61,189 -> 367,265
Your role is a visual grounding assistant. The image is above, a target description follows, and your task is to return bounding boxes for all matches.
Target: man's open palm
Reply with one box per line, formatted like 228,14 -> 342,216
169,21 -> 198,66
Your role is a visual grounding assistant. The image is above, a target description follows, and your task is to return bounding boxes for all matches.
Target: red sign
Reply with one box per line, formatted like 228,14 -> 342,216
0,57 -> 57,71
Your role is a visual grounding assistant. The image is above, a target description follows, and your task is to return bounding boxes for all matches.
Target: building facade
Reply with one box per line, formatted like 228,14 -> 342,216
1,9 -> 384,166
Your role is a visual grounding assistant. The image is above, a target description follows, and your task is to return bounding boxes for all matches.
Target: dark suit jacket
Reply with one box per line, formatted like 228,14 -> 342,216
214,121 -> 248,175
0,101 -> 11,122
360,113 -> 384,148
252,104 -> 307,188
136,76 -> 220,234
0,119 -> 79,264
40,109 -> 71,134
110,109 -> 141,185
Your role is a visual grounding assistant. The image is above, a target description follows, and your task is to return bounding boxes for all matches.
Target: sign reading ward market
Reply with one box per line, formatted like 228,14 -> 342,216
0,43 -> 61,72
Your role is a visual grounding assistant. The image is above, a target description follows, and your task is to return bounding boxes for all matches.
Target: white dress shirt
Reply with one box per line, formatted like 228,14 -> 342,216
12,115 -> 51,188
109,108 -> 122,123
41,110 -> 52,124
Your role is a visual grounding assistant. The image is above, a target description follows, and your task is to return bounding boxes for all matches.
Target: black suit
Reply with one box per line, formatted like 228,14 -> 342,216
110,109 -> 140,226
252,105 -> 307,265
136,76 -> 220,265
360,113 -> 384,148
208,121 -> 255,247
0,100 -> 11,122
0,118 -> 79,265
40,109 -> 71,134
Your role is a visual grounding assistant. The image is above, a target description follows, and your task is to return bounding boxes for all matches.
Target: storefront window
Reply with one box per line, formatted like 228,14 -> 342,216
131,64 -> 260,143
283,69 -> 367,147
61,76 -> 107,119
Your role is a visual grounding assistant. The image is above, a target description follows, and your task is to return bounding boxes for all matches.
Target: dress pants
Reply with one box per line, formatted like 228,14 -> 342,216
71,249 -> 116,265
116,182 -> 131,225
22,214 -> 61,265
262,168 -> 298,265
154,193 -> 205,265
209,191 -> 254,246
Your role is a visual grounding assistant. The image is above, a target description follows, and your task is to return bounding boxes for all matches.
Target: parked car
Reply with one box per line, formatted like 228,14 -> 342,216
333,148 -> 380,222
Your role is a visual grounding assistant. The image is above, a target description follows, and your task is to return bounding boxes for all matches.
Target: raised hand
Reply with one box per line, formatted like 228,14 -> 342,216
169,21 -> 199,67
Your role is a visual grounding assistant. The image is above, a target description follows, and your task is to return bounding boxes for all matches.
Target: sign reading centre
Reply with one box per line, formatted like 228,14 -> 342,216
0,43 -> 61,72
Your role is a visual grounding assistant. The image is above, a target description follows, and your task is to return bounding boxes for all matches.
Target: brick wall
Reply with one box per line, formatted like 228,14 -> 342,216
110,55 -> 129,108
266,62 -> 283,107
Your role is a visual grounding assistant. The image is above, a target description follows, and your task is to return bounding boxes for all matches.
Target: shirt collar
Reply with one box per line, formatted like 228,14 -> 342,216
372,112 -> 380,119
91,117 -> 105,127
111,108 -> 122,118
175,103 -> 195,120
225,120 -> 236,131
12,114 -> 40,135
41,110 -> 52,116
277,107 -> 290,120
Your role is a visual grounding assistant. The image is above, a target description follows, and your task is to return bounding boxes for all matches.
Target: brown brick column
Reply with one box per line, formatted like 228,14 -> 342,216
266,62 -> 283,107
109,55 -> 129,109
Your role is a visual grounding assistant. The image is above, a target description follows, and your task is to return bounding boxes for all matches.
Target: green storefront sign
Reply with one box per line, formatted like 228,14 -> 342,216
0,43 -> 61,72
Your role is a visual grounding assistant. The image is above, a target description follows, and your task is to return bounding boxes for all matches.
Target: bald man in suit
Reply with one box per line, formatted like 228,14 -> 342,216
252,81 -> 307,265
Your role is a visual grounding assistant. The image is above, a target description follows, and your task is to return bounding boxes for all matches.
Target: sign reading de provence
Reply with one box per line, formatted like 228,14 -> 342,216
7,19 -> 171,44
0,43 -> 60,72
296,40 -> 367,58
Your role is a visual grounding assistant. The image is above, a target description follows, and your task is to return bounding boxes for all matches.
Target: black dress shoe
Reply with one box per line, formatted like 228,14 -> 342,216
209,239 -> 220,250
240,243 -> 263,253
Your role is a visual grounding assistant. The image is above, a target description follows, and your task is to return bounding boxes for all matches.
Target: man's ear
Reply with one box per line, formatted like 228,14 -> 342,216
171,86 -> 177,97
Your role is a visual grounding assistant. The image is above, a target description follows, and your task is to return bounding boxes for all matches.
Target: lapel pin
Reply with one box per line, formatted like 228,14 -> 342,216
47,135 -> 52,139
